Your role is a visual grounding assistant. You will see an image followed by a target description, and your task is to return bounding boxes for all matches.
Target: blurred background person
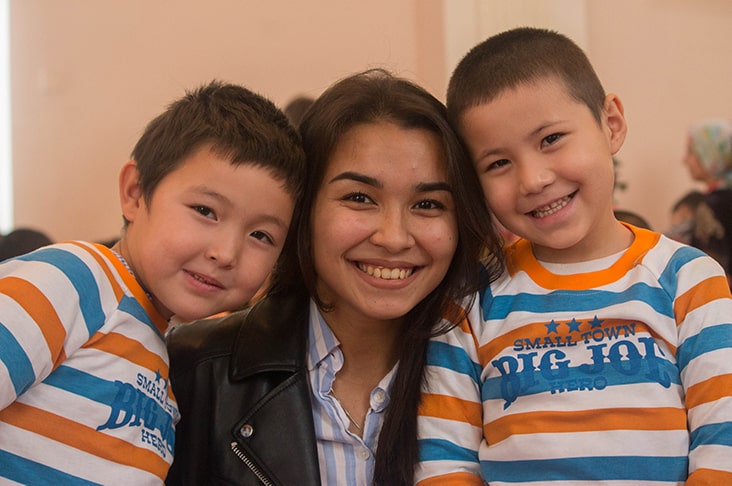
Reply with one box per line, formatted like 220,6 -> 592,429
681,118 -> 732,287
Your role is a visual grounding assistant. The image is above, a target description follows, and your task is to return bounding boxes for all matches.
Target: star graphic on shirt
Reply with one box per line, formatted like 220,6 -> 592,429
155,369 -> 162,383
545,320 -> 560,334
567,318 -> 582,332
589,316 -> 604,329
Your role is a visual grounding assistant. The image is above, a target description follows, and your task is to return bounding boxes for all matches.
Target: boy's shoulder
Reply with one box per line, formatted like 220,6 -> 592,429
0,240 -> 115,280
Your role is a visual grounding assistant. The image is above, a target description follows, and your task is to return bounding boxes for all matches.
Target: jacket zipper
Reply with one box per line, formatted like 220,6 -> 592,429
230,441 -> 273,486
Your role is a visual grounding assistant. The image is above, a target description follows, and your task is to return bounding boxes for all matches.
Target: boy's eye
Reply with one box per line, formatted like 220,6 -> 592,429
487,159 -> 511,171
192,205 -> 216,219
541,133 -> 563,147
250,230 -> 274,245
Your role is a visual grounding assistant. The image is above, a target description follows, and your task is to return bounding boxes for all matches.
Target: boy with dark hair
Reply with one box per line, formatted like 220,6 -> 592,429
418,27 -> 732,485
0,80 -> 305,484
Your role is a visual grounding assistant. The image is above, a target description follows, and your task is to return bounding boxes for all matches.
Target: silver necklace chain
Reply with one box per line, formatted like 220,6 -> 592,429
329,389 -> 363,433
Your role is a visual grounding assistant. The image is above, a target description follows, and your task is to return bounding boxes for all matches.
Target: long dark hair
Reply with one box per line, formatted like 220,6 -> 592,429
269,69 -> 503,484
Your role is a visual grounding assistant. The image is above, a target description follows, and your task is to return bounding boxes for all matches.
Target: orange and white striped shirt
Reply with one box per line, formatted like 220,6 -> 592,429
417,226 -> 732,485
0,241 -> 179,484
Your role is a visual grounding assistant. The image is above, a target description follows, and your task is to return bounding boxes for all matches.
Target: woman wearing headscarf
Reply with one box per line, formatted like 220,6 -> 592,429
683,118 -> 732,287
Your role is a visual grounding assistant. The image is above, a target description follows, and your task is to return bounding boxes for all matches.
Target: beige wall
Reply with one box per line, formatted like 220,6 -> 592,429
8,0 -> 732,242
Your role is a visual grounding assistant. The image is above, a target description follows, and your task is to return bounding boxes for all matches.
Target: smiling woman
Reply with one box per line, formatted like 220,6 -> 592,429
165,68 -> 505,486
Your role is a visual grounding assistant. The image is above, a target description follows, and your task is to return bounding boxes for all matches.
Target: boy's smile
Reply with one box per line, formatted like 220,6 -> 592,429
117,145 -> 294,322
459,76 -> 629,263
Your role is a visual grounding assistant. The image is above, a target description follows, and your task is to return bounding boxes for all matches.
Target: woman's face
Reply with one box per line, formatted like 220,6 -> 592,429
311,121 -> 458,324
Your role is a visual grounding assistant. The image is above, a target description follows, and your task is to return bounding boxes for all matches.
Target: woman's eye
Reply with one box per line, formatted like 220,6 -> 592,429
192,205 -> 216,219
414,199 -> 445,210
250,230 -> 274,245
343,192 -> 373,204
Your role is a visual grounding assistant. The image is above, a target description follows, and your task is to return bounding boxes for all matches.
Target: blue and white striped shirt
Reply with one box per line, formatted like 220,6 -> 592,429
307,300 -> 397,485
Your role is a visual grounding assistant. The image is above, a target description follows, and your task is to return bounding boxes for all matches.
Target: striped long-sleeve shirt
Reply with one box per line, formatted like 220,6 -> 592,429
0,241 -> 179,484
417,226 -> 732,485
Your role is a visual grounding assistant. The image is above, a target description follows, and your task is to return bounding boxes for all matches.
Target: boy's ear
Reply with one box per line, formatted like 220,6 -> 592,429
119,160 -> 145,223
603,94 -> 627,155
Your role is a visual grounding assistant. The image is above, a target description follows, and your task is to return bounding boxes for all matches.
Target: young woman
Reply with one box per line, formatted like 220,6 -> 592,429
165,69 -> 504,486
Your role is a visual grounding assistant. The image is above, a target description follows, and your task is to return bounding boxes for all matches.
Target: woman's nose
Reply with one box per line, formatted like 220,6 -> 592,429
369,209 -> 415,252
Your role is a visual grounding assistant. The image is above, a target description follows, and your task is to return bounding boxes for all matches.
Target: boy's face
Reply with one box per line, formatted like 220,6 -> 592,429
459,76 -> 627,263
118,146 -> 294,322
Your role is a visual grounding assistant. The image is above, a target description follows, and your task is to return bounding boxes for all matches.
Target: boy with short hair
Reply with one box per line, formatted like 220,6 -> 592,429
0,80 -> 305,484
417,27 -> 732,485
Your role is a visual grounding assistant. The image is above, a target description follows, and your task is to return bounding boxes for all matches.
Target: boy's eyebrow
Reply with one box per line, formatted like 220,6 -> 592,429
257,213 -> 291,230
196,186 -> 290,229
328,171 -> 452,193
475,121 -> 560,162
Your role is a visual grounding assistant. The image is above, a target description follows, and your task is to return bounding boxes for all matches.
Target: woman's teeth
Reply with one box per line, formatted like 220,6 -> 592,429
357,263 -> 413,280
531,195 -> 572,218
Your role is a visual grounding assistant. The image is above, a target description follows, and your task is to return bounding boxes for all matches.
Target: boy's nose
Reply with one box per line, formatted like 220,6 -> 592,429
518,163 -> 554,195
206,235 -> 239,267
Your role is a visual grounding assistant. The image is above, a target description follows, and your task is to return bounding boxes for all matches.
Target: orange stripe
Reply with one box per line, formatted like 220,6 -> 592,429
686,373 -> 732,409
419,394 -> 482,427
506,229 -> 659,290
0,401 -> 169,479
74,242 -> 169,336
416,472 -> 484,486
441,298 -> 469,327
478,319 -> 676,364
84,331 -> 175,402
0,277 -> 68,367
69,242 -> 125,303
84,331 -> 169,379
485,407 -> 686,444
674,274 -> 731,324
478,318 -> 677,365
688,468 -> 732,485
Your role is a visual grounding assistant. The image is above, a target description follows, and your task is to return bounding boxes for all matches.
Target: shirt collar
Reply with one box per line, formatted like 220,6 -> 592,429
307,299 -> 341,372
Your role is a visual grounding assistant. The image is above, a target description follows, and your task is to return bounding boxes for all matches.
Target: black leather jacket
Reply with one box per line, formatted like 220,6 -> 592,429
165,290 -> 321,485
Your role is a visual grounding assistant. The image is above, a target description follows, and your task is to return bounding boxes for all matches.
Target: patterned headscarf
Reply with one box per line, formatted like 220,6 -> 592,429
688,118 -> 732,189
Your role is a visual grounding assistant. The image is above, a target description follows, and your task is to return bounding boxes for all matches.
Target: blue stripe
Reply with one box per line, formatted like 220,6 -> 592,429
690,421 -> 732,449
484,282 -> 675,322
43,365 -> 119,404
0,321 -> 36,396
18,247 -> 106,336
426,340 -> 482,381
481,455 -> 687,482
420,437 -> 479,463
119,295 -> 164,339
658,245 -> 706,296
0,449 -> 102,485
677,323 -> 732,372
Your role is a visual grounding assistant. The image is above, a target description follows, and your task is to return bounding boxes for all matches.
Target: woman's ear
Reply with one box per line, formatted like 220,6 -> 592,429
119,160 -> 144,223
603,93 -> 627,155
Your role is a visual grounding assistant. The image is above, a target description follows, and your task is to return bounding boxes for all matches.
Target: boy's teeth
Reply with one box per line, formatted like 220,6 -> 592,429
532,196 -> 571,218
358,263 -> 413,280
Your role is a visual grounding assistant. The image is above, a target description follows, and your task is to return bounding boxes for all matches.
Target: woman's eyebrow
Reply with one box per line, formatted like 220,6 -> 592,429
329,172 -> 452,193
417,181 -> 452,193
329,171 -> 381,188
